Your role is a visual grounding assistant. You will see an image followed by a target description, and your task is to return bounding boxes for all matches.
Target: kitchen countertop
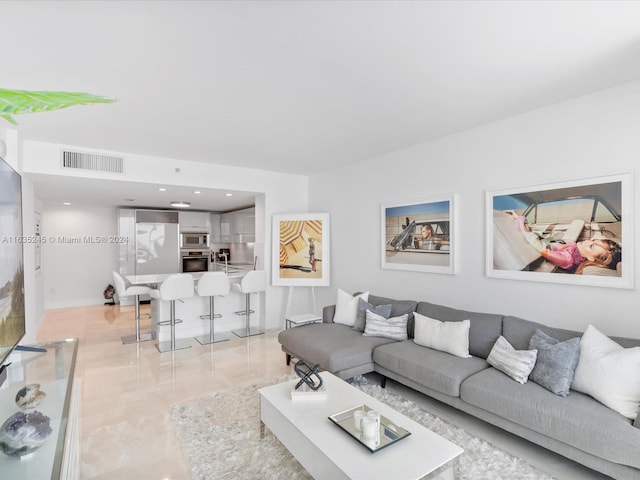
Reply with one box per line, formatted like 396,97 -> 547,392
210,262 -> 254,275
126,265 -> 262,341
126,269 -> 246,285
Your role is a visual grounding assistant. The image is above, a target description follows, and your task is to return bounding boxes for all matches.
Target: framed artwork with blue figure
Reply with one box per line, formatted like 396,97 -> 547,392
382,196 -> 456,274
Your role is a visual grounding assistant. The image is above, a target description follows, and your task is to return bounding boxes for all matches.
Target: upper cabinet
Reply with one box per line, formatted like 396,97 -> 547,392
179,211 -> 211,233
220,207 -> 255,242
220,213 -> 231,242
210,213 -> 221,242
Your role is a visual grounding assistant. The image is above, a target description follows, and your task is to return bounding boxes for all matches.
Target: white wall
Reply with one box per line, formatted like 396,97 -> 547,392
42,205 -> 118,308
22,143 -> 309,327
309,80 -> 640,339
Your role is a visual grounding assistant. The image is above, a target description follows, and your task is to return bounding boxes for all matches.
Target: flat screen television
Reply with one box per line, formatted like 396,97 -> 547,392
0,153 -> 25,374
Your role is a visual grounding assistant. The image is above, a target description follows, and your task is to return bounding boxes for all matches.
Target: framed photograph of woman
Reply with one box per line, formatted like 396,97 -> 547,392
272,213 -> 330,286
486,173 -> 633,289
381,196 -> 456,274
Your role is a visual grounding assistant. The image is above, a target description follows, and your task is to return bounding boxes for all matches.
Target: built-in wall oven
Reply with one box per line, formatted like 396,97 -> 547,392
181,250 -> 210,273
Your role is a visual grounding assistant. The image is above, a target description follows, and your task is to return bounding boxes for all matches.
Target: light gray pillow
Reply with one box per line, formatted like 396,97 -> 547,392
353,298 -> 392,333
487,336 -> 537,384
528,329 -> 581,397
363,311 -> 408,341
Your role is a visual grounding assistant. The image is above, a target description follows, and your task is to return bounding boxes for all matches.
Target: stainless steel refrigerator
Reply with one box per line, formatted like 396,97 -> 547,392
135,210 -> 180,276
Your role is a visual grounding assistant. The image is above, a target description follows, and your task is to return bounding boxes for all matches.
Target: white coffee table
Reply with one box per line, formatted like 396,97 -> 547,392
259,371 -> 463,480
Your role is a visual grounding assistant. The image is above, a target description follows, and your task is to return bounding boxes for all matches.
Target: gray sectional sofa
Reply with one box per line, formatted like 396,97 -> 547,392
277,293 -> 640,480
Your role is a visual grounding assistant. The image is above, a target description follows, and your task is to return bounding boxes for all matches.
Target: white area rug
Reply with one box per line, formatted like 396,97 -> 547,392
170,376 -> 556,480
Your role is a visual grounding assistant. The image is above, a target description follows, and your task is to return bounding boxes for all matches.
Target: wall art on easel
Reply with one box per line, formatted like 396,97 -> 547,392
486,172 -> 633,289
272,213 -> 330,286
381,196 -> 456,274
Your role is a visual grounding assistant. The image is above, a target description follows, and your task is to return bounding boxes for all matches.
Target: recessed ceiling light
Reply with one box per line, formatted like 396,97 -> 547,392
225,193 -> 233,197
63,202 -> 71,206
194,190 -> 201,195
158,187 -> 167,192
171,201 -> 191,208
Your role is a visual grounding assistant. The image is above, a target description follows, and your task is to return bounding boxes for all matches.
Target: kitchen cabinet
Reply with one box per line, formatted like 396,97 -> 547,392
179,211 -> 211,233
220,207 -> 255,242
220,213 -> 232,241
210,213 -> 221,242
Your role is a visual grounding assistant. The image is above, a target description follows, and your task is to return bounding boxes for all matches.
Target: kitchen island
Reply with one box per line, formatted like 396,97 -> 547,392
126,267 -> 260,343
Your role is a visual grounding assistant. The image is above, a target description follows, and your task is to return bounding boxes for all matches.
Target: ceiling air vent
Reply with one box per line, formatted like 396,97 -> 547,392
61,150 -> 124,174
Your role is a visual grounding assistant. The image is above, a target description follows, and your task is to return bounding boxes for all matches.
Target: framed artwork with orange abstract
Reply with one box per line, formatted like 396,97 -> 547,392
272,213 -> 330,286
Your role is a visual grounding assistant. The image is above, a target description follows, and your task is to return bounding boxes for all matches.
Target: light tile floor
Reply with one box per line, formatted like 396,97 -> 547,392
36,304 -> 610,480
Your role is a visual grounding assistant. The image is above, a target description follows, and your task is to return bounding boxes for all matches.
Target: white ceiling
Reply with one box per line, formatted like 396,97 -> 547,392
3,1 -> 640,208
28,173 -> 258,212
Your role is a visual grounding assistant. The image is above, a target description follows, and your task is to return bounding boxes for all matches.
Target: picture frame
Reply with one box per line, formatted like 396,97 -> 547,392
381,196 -> 456,274
486,173 -> 633,289
272,213 -> 330,286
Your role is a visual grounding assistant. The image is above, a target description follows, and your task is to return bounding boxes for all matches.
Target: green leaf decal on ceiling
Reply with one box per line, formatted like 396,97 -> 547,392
0,89 -> 116,124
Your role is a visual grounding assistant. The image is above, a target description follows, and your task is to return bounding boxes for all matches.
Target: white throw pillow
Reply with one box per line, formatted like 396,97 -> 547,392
487,336 -> 537,384
572,325 -> 640,419
413,312 -> 471,358
333,289 -> 369,327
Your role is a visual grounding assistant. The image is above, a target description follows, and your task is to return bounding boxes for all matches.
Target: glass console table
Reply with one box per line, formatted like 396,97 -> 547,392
0,339 -> 80,480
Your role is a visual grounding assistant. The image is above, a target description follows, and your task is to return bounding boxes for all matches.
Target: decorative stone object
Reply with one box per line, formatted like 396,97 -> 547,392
293,359 -> 323,391
15,384 -> 46,409
0,410 -> 53,457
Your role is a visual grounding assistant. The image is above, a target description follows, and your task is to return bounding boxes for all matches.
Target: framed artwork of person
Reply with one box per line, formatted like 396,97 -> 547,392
486,173 -> 633,289
272,213 -> 330,286
381,196 -> 457,275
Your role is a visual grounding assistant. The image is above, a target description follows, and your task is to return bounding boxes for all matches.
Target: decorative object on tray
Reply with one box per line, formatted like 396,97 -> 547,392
15,383 -> 46,409
0,410 -> 53,457
328,404 -> 411,453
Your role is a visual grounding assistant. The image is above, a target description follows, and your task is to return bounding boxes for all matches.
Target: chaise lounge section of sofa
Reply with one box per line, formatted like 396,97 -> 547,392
277,293 -> 640,480
278,294 -> 417,379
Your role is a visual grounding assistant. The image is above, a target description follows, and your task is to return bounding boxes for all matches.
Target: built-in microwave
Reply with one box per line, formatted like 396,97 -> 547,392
180,232 -> 209,250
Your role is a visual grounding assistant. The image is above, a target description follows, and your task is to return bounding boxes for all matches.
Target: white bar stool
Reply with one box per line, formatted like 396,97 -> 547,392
112,271 -> 153,344
232,270 -> 266,338
150,273 -> 194,353
195,272 -> 230,345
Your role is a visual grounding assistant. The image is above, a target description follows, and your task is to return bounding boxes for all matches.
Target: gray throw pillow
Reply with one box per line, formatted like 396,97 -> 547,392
487,336 -> 537,384
528,329 -> 581,397
353,298 -> 392,333
634,406 -> 640,429
363,311 -> 408,341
